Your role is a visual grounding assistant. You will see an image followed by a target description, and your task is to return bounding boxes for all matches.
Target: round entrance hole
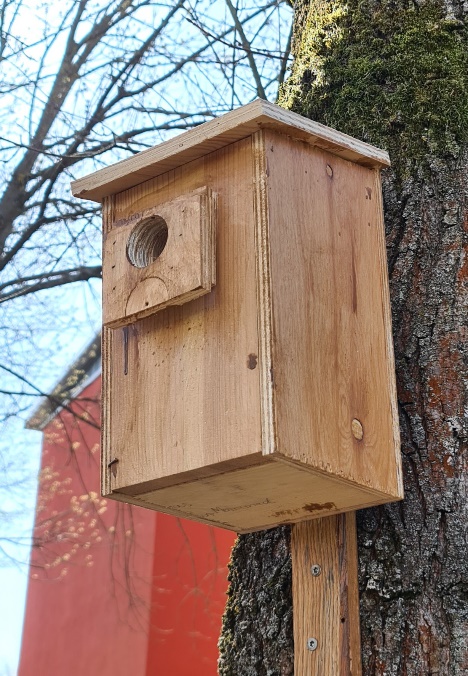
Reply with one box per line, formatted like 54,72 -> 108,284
126,215 -> 168,268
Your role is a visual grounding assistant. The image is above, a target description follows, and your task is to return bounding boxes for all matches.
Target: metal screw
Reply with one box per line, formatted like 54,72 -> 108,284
311,564 -> 321,577
307,638 -> 318,652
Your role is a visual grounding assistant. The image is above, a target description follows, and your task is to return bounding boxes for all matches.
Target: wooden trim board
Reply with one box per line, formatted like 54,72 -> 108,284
102,186 -> 217,327
252,130 -> 276,456
71,100 -> 390,202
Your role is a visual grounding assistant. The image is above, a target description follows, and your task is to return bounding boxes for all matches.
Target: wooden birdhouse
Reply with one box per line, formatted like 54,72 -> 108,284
71,100 -> 403,533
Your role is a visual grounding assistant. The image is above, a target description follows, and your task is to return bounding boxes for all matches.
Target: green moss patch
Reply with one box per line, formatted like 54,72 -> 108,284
280,0 -> 468,177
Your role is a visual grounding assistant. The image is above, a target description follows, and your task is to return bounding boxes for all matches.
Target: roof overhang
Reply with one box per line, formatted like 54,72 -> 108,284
71,99 -> 390,203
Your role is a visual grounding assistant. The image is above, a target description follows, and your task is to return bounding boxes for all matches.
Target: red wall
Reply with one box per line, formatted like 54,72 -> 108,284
19,376 -> 235,676
147,515 -> 234,675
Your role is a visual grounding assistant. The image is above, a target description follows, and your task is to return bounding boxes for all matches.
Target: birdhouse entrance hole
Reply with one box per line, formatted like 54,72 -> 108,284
126,215 -> 169,268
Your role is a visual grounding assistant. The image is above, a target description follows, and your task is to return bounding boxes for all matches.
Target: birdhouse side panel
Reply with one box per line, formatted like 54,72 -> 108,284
102,138 -> 263,495
264,129 -> 402,500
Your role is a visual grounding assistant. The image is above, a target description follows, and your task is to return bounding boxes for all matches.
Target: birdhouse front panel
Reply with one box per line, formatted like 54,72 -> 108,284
102,137 -> 265,497
71,100 -> 403,532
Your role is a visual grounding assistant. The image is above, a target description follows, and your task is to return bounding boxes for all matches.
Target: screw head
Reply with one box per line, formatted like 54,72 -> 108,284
311,564 -> 321,577
307,638 -> 318,651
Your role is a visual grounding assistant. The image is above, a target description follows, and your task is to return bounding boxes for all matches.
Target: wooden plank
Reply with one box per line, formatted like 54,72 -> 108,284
71,100 -> 390,202
103,138 -> 263,493
265,129 -> 403,501
113,460 -> 397,533
102,187 -> 216,327
101,198 -> 114,499
252,130 -> 275,456
292,513 -> 362,675
374,175 -> 404,496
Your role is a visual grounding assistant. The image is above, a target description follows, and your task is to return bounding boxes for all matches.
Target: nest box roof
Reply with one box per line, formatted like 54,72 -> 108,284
71,99 -> 390,203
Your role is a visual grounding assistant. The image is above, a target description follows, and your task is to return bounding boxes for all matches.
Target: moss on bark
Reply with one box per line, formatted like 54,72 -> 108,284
279,0 -> 468,178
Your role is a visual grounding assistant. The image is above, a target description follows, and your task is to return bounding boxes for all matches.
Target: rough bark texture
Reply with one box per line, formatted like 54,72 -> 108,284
218,527 -> 293,675
219,0 -> 468,673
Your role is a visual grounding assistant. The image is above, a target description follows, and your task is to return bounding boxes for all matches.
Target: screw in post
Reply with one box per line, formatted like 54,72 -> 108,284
311,564 -> 321,577
307,638 -> 318,652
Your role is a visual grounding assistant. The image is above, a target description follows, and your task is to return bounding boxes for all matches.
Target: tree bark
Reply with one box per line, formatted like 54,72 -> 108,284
218,527 -> 293,675
219,0 -> 468,673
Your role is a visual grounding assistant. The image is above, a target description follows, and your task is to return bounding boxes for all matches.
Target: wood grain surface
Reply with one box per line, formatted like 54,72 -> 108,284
292,514 -> 362,675
102,138 -> 263,495
100,128 -> 402,532
102,187 -> 216,327
265,130 -> 403,500
112,459 -> 398,533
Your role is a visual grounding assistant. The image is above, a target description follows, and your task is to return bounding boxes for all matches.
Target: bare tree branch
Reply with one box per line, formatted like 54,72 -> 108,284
0,265 -> 102,302
224,0 -> 266,99
0,0 -> 292,570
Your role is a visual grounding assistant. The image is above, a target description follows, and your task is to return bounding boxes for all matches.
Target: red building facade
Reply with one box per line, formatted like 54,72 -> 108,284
19,338 -> 235,675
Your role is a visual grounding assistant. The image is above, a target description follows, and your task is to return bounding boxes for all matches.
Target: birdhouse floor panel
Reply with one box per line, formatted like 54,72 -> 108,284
111,459 -> 397,533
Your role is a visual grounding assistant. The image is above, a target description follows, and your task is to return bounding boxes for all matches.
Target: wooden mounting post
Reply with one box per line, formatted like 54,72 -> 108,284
292,512 -> 362,675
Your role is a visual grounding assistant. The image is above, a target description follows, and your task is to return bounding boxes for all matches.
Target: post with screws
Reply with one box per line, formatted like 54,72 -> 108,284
291,513 -> 362,675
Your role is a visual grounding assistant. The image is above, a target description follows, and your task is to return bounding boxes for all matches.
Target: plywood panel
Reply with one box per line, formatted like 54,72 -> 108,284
115,460 -> 394,533
103,187 -> 216,328
292,514 -> 362,675
71,100 -> 390,202
265,130 -> 402,500
103,138 -> 263,494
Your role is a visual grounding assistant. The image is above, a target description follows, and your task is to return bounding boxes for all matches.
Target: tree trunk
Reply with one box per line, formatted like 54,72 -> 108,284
219,0 -> 468,673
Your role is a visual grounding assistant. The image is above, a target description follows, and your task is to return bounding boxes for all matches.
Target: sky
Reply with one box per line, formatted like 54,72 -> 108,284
0,489 -> 38,676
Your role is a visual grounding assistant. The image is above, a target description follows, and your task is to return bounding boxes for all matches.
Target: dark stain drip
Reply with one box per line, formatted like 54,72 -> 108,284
303,502 -> 336,512
123,326 -> 129,375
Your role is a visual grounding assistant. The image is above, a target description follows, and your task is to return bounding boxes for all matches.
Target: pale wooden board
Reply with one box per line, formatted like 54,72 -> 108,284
71,100 -> 390,202
292,514 -> 362,675
102,187 -> 216,327
252,131 -> 275,456
113,460 -> 396,533
264,129 -> 403,500
103,138 -> 263,493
